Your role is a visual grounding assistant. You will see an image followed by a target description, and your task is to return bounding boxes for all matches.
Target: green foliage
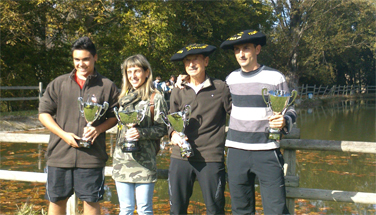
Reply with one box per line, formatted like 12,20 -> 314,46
263,0 -> 376,87
1,0 -> 274,88
1,0 -> 375,111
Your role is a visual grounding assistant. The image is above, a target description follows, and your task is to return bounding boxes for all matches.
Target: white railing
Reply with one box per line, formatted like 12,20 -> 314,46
0,82 -> 44,101
297,84 -> 376,100
1,130 -> 376,214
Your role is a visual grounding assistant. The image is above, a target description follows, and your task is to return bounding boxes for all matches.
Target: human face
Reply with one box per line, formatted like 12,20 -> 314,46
234,43 -> 261,72
73,50 -> 97,78
183,54 -> 208,79
127,65 -> 149,89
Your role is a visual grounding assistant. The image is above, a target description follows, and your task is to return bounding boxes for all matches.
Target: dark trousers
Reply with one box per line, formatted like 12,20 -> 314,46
168,158 -> 226,215
227,148 -> 289,215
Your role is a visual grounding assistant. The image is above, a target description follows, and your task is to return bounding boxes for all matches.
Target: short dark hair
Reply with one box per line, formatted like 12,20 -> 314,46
71,36 -> 96,57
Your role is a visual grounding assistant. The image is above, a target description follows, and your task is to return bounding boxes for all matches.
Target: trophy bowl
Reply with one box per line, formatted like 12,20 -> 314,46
261,88 -> 297,140
114,104 -> 147,152
78,95 -> 109,148
160,105 -> 194,158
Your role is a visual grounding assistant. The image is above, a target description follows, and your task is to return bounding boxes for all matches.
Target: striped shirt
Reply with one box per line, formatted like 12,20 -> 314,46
225,65 -> 297,150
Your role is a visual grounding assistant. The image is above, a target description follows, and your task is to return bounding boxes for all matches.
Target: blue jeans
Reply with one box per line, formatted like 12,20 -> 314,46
115,181 -> 155,215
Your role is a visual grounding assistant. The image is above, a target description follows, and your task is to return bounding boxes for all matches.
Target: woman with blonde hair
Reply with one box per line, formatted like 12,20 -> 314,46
112,54 -> 168,215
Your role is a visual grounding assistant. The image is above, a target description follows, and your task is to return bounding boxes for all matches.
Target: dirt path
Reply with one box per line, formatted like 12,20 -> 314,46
0,114 -> 44,132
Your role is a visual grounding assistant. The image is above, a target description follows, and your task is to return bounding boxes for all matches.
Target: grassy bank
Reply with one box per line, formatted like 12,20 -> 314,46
0,110 -> 38,118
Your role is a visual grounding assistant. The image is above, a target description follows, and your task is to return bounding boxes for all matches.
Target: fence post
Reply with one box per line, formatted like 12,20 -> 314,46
284,149 -> 296,214
322,86 -> 328,98
39,82 -> 43,100
313,85 -> 316,97
66,193 -> 78,215
317,85 -> 322,96
283,127 -> 300,214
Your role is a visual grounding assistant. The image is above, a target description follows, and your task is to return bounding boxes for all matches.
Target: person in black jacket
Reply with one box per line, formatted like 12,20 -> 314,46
168,44 -> 232,214
39,36 -> 119,215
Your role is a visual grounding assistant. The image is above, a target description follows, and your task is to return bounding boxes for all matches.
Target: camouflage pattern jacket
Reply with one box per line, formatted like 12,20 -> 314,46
112,91 -> 168,183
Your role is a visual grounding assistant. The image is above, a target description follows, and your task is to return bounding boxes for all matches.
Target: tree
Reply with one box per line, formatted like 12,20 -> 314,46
263,0 -> 376,88
0,0 -> 274,111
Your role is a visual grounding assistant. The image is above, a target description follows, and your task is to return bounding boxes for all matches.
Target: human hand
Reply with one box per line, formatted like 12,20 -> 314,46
170,131 -> 187,147
125,127 -> 140,141
82,126 -> 101,144
268,113 -> 286,129
62,132 -> 80,148
175,74 -> 189,89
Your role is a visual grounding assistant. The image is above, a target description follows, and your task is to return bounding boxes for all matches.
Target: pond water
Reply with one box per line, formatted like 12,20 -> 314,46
0,98 -> 375,214
293,98 -> 376,214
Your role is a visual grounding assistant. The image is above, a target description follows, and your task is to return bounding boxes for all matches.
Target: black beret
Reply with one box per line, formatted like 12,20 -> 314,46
220,29 -> 266,49
170,44 -> 216,61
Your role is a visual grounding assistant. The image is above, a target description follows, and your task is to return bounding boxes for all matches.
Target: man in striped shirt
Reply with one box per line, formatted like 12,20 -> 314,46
221,30 -> 297,214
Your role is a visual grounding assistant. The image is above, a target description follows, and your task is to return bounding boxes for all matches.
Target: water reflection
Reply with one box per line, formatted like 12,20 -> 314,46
295,99 -> 376,214
297,99 -> 376,142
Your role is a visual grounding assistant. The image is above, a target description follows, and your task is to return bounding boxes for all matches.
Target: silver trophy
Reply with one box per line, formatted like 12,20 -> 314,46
262,88 -> 297,140
160,105 -> 193,158
113,103 -> 148,152
78,94 -> 109,148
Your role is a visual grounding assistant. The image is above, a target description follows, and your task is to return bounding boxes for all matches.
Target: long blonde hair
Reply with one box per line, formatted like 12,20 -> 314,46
119,54 -> 157,101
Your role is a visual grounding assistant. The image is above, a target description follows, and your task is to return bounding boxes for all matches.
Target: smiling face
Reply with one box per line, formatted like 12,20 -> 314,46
183,54 -> 208,80
127,65 -> 150,89
234,43 -> 261,72
73,49 -> 97,78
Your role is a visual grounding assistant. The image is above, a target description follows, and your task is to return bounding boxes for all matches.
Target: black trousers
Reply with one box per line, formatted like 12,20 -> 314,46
227,148 -> 289,215
168,158 -> 226,214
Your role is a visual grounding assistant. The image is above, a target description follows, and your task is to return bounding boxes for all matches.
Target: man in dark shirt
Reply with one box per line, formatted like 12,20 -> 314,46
168,44 -> 232,214
39,36 -> 119,214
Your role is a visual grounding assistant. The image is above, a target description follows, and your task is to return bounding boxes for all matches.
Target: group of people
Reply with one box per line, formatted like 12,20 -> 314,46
153,75 -> 176,101
39,29 -> 297,215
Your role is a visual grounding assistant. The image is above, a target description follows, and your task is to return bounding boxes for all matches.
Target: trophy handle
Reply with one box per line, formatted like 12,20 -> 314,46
137,103 -> 148,123
287,90 -> 298,107
261,88 -> 269,105
182,105 -> 191,121
98,102 -> 109,119
113,107 -> 121,122
159,112 -> 171,127
78,97 -> 84,117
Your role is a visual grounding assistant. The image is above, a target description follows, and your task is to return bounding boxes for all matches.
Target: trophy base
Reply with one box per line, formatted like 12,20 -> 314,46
180,141 -> 194,158
121,141 -> 140,152
180,149 -> 194,158
268,128 -> 281,140
78,140 -> 91,148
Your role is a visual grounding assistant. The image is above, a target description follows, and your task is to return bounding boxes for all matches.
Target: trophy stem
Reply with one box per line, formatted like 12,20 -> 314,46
268,127 -> 281,140
121,139 -> 140,152
179,132 -> 194,158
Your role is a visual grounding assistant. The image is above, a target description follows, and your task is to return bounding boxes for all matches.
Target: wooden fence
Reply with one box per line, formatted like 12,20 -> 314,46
1,129 -> 376,214
0,82 -> 44,101
297,84 -> 376,100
